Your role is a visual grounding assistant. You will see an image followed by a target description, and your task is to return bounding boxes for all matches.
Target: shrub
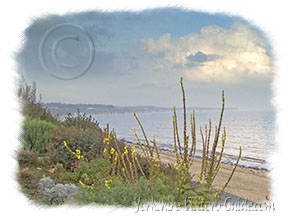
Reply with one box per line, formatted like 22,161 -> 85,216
38,177 -> 78,205
73,158 -> 112,187
18,77 -> 57,123
17,149 -> 38,167
21,117 -> 57,152
47,126 -> 104,169
17,168 -> 41,199
63,109 -> 100,130
74,175 -> 177,206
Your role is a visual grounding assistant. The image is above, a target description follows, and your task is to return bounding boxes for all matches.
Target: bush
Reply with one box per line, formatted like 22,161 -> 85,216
73,158 -> 112,187
47,125 -> 104,169
17,149 -> 38,167
18,77 -> 57,123
38,177 -> 78,205
74,175 -> 177,206
63,109 -> 100,130
21,117 -> 57,152
17,168 -> 41,199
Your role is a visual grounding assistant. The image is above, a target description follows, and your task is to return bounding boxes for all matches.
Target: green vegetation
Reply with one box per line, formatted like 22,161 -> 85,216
21,117 -> 57,152
17,77 -> 241,207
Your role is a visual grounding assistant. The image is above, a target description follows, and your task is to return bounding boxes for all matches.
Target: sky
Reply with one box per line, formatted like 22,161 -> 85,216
16,8 -> 274,109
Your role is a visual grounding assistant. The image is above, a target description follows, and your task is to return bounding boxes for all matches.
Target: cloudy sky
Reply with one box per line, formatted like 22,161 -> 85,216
17,9 -> 274,109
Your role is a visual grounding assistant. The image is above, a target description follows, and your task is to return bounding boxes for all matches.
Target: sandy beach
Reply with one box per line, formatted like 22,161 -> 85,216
124,142 -> 270,203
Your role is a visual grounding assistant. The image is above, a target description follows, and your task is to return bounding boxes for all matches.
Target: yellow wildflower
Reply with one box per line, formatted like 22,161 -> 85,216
133,127 -> 137,135
124,146 -> 128,155
110,147 -> 115,154
114,152 -> 118,162
105,179 -> 112,189
63,141 -> 84,160
79,180 -> 94,189
131,146 -> 135,154
196,171 -> 202,183
103,137 -> 110,145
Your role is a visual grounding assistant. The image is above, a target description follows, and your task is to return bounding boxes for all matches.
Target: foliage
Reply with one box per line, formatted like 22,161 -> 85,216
21,117 -> 57,152
74,175 -> 177,206
171,78 -> 241,203
47,126 -> 104,170
17,168 -> 40,199
18,76 -> 57,123
73,158 -> 112,187
63,109 -> 100,130
17,149 -> 38,167
38,177 -> 78,205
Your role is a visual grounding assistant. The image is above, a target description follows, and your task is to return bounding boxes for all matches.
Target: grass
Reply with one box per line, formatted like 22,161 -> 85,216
17,77 -> 241,207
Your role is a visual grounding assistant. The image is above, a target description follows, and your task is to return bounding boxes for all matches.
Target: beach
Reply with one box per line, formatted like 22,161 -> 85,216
124,142 -> 270,203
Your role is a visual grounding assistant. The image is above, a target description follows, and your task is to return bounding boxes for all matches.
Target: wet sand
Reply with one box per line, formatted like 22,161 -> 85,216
124,142 -> 270,203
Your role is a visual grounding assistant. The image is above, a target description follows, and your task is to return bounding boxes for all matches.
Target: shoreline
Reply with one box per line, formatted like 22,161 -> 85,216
123,141 -> 271,203
122,139 -> 269,171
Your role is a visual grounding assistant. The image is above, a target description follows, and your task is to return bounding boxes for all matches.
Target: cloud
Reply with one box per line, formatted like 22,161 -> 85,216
142,22 -> 273,83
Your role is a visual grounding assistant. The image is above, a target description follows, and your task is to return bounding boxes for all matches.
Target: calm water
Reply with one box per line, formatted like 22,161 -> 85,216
92,109 -> 275,170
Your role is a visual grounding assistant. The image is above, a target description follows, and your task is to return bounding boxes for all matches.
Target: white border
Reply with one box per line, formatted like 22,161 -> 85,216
1,0 -> 287,216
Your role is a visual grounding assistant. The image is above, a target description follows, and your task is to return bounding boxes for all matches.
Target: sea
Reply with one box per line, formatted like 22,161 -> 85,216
91,109 -> 275,171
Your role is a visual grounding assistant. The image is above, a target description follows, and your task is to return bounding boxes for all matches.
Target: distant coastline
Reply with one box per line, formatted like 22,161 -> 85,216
42,102 -> 237,116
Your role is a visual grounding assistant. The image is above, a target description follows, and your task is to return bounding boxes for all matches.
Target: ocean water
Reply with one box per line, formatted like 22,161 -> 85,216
92,109 -> 275,170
